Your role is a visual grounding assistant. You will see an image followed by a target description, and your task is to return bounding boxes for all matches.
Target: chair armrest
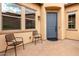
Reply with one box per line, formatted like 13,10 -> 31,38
37,33 -> 42,38
15,37 -> 23,41
38,33 -> 42,36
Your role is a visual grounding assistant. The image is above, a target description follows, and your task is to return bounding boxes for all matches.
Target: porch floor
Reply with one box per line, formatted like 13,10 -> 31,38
1,39 -> 79,56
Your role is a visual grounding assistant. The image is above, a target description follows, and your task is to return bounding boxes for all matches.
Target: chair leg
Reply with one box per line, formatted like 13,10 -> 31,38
35,38 -> 37,45
22,43 -> 25,50
40,38 -> 43,43
32,37 -> 34,43
4,46 -> 8,56
14,46 -> 17,56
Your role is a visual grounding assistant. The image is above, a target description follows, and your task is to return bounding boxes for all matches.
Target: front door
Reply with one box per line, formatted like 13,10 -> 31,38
46,12 -> 58,41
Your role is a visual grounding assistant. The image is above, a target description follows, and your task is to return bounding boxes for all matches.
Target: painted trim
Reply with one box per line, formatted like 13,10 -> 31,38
0,29 -> 36,35
66,29 -> 78,31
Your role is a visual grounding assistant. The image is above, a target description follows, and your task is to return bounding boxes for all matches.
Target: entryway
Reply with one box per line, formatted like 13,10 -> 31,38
46,12 -> 58,41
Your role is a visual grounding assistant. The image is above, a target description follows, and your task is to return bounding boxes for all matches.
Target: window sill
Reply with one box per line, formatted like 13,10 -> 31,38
0,29 -> 36,35
66,29 -> 78,31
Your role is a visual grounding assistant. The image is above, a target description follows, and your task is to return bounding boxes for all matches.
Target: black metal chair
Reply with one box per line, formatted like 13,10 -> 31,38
32,30 -> 43,45
4,33 -> 24,56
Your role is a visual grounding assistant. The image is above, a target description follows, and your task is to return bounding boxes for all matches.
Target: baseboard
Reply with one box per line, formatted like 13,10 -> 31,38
65,38 -> 79,41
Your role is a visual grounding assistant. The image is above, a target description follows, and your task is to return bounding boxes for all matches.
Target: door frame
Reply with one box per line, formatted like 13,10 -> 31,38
46,12 -> 58,40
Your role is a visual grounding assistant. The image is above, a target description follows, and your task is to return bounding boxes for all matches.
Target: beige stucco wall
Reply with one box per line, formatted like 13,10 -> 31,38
0,3 -> 41,52
0,3 -> 66,52
1,3 -> 79,52
44,3 -> 64,7
65,4 -> 79,40
20,3 -> 41,33
40,3 -> 65,40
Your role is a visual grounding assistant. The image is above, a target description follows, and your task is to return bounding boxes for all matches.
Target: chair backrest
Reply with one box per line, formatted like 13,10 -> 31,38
5,33 -> 16,42
33,30 -> 38,36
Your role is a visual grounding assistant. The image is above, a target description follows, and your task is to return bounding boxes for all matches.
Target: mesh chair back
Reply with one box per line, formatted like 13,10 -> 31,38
5,33 -> 16,42
33,30 -> 38,36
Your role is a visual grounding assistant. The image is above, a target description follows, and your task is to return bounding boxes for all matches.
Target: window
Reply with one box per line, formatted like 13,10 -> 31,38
2,3 -> 21,30
68,14 -> 76,29
25,8 -> 35,29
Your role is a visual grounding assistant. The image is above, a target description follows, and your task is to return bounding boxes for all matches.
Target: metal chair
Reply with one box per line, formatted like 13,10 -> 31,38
32,30 -> 43,45
4,33 -> 24,56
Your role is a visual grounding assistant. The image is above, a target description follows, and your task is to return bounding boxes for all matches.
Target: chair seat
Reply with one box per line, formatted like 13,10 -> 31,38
34,35 -> 41,38
8,41 -> 23,46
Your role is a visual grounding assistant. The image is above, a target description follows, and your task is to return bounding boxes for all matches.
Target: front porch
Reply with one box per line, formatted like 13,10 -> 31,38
0,39 -> 79,56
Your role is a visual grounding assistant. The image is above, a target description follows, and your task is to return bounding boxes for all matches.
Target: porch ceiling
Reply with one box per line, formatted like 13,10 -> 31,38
45,6 -> 61,10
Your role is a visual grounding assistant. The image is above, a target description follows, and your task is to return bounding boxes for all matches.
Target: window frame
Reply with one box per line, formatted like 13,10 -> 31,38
68,13 -> 76,29
0,3 -> 36,32
25,8 -> 36,29
2,3 -> 22,30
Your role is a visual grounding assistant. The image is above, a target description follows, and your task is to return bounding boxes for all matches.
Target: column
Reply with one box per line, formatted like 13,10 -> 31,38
21,6 -> 26,30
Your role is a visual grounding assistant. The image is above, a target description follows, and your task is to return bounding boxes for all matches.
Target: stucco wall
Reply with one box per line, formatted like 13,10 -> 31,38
40,3 -> 65,40
65,4 -> 79,40
1,3 -> 79,52
44,3 -> 64,8
20,3 -> 41,33
0,3 -> 41,52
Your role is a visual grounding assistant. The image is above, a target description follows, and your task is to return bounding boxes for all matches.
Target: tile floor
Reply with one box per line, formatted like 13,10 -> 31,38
1,39 -> 79,56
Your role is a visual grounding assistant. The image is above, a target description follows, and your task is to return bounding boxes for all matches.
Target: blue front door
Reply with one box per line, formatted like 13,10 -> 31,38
46,12 -> 57,40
